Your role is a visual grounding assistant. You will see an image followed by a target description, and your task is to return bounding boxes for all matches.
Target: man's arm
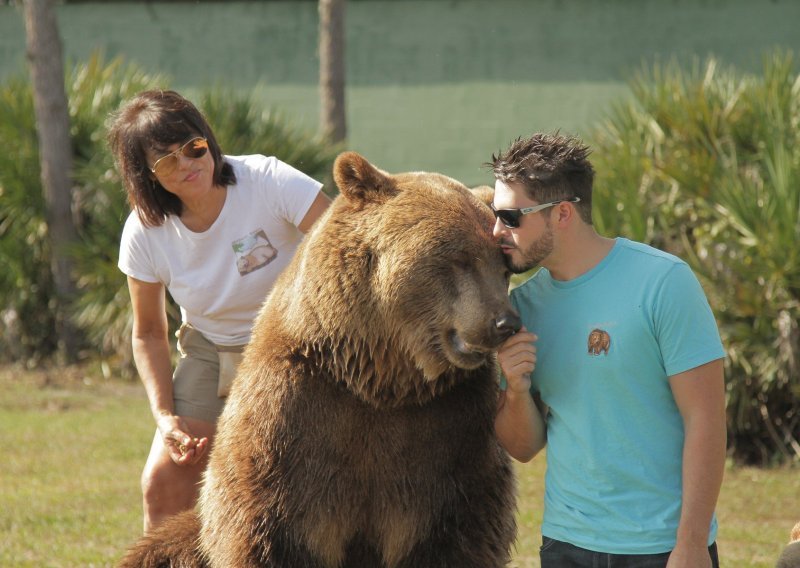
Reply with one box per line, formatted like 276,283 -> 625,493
494,328 -> 547,462
667,358 -> 727,568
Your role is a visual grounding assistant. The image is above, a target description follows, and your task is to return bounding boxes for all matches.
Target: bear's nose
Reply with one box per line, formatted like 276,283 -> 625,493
494,311 -> 522,341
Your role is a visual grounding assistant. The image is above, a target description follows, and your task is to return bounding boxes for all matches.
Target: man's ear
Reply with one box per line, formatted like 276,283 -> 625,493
553,199 -> 579,226
470,185 -> 494,207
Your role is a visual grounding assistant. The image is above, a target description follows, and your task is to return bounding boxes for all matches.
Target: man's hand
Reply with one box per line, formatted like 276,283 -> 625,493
666,542 -> 712,568
494,326 -> 545,462
497,326 -> 537,394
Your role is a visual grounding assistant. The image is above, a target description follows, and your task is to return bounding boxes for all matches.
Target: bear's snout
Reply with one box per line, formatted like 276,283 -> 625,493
493,310 -> 522,343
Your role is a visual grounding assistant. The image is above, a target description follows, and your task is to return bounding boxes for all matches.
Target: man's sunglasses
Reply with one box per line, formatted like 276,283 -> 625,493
150,137 -> 209,178
490,197 -> 581,229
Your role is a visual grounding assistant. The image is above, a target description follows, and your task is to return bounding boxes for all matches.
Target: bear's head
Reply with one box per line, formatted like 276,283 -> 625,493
261,152 -> 520,406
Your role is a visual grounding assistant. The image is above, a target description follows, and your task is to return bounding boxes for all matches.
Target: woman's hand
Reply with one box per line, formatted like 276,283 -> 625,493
156,413 -> 209,466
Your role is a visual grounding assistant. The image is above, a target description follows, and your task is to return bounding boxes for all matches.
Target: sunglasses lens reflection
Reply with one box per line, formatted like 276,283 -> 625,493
153,138 -> 208,177
184,138 -> 209,158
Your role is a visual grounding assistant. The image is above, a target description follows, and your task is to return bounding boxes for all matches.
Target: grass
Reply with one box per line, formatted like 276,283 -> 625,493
0,364 -> 796,567
0,365 -> 152,567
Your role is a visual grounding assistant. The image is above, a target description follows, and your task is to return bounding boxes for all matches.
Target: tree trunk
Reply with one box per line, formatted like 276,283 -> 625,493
23,0 -> 78,362
319,0 -> 347,144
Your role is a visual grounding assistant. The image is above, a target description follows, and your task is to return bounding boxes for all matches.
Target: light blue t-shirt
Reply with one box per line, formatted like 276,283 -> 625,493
510,238 -> 725,554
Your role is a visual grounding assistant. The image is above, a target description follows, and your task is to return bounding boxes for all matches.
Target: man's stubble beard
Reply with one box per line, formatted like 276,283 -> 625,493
506,222 -> 554,274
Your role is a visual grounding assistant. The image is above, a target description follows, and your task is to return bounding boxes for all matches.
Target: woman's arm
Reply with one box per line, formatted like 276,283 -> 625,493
129,276 -> 173,419
128,276 -> 207,464
297,191 -> 333,233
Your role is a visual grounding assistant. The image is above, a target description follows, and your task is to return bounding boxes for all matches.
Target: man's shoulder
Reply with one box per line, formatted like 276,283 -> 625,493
611,240 -> 708,306
616,238 -> 685,268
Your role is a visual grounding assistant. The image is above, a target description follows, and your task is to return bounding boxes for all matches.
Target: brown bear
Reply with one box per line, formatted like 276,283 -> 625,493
119,152 -> 520,567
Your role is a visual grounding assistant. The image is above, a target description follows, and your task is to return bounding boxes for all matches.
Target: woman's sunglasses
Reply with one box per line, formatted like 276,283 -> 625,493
490,197 -> 581,229
150,137 -> 209,178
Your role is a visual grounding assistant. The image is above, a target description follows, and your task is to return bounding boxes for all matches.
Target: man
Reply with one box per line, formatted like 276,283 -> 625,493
490,132 -> 727,567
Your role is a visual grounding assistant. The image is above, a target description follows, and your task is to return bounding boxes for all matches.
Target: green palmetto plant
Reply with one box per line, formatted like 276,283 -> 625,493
0,74 -> 55,362
0,53 -> 338,372
590,51 -> 800,464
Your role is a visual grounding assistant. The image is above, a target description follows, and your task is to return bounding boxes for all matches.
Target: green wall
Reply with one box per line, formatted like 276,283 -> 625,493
2,0 -> 799,185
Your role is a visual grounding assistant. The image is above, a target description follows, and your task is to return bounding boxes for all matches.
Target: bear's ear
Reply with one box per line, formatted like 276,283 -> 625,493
470,185 -> 494,207
334,151 -> 397,204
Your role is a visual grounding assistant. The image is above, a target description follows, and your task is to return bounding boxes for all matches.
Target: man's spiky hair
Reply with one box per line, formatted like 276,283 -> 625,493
487,132 -> 595,224
489,131 -> 593,184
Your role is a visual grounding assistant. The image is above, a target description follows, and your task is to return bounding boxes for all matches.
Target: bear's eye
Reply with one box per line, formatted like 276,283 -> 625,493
453,256 -> 474,273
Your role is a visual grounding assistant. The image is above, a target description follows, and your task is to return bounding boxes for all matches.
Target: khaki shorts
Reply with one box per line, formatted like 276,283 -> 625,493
173,324 -> 243,423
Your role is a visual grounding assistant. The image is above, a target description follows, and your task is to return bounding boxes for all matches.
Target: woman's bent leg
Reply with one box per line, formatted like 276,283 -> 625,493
141,416 -> 216,533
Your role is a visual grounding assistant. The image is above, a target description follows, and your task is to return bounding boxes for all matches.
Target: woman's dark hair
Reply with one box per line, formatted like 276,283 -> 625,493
107,89 -> 236,227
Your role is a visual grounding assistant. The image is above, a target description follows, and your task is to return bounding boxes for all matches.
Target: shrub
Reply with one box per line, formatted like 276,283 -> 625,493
0,74 -> 54,363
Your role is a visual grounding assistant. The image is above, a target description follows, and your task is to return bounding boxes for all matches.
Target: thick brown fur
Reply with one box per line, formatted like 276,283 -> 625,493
470,184 -> 495,207
119,152 -> 520,568
118,510 -> 203,567
776,522 -> 800,568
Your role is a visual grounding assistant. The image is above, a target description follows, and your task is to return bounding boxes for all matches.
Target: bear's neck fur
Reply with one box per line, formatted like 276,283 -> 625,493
295,335 -> 479,408
256,237 -> 484,408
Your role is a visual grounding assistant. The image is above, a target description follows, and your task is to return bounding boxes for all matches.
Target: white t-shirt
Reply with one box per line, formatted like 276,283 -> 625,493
118,154 -> 322,346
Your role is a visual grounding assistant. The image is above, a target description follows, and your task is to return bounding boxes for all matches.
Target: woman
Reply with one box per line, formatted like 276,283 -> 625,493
108,90 -> 331,532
